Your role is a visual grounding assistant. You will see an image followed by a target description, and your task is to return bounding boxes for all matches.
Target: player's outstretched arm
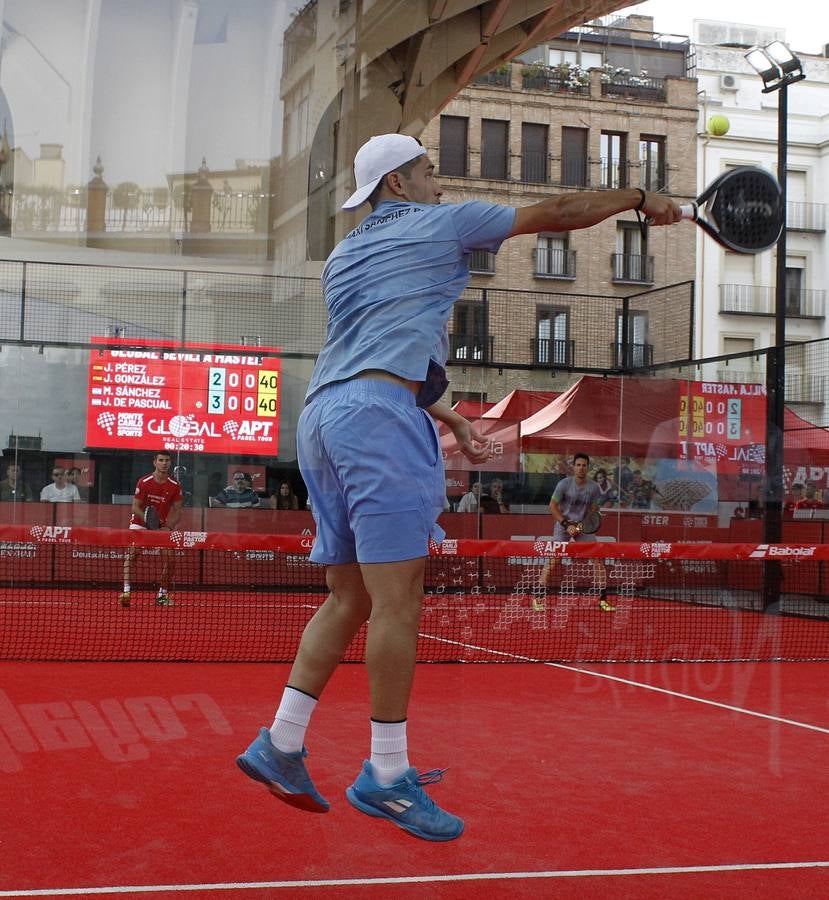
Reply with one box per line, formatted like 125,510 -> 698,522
508,189 -> 681,238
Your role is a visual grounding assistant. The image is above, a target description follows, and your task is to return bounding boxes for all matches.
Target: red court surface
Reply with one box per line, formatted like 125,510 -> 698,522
2,660 -> 829,899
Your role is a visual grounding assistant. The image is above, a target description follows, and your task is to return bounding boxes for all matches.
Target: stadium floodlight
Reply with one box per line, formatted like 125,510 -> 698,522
745,41 -> 804,93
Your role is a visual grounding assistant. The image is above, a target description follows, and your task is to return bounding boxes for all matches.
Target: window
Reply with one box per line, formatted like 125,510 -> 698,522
535,233 -> 574,278
783,341 -> 823,402
469,249 -> 495,274
536,307 -> 571,365
451,301 -> 488,361
561,126 -> 588,186
639,135 -> 665,191
521,123 -> 548,183
601,131 -> 627,188
722,336 -> 758,383
613,222 -> 651,282
481,119 -> 509,180
548,47 -> 602,68
786,257 -> 805,315
615,310 -> 650,367
439,116 -> 468,176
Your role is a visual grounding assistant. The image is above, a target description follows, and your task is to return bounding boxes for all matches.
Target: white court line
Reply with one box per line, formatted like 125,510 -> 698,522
2,861 -> 829,896
420,633 -> 829,737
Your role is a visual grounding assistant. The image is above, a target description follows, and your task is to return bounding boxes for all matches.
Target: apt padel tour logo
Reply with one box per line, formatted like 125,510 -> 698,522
29,526 -> 72,543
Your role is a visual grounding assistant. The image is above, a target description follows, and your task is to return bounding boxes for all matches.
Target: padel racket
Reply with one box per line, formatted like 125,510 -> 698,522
143,506 -> 161,530
677,166 -> 783,253
576,509 -> 602,535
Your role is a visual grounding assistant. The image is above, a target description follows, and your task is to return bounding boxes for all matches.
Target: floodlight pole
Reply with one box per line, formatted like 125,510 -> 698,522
764,82 -> 787,546
762,82 -> 788,609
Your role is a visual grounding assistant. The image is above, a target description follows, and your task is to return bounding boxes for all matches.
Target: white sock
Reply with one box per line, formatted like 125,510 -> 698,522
269,686 -> 317,754
123,582 -> 131,593
369,719 -> 409,786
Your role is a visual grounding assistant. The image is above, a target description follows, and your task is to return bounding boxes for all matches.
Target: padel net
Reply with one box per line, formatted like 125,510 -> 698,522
2,526 -> 828,663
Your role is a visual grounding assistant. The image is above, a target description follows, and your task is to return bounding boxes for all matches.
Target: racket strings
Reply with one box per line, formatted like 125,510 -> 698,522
711,171 -> 783,250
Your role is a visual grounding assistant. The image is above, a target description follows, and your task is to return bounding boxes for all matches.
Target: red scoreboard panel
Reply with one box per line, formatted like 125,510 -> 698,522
678,381 -> 766,475
86,338 -> 281,455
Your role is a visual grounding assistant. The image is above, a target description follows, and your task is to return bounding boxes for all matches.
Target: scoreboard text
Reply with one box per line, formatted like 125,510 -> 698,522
86,338 -> 281,455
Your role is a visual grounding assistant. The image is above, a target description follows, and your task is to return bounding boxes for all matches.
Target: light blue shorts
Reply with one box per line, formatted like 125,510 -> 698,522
297,378 -> 446,565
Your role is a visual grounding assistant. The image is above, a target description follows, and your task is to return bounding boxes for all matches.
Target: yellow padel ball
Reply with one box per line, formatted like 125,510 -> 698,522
707,114 -> 730,136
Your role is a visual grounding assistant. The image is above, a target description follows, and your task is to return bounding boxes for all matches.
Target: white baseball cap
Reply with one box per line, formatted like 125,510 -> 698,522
341,134 -> 426,210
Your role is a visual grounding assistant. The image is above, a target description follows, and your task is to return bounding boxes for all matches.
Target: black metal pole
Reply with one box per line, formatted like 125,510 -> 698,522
762,82 -> 788,608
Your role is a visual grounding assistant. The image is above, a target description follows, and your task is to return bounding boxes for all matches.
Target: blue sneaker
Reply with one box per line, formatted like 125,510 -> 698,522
345,761 -> 464,841
236,727 -> 329,813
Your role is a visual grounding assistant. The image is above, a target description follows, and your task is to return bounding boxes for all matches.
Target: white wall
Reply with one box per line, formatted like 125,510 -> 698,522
695,46 -> 829,360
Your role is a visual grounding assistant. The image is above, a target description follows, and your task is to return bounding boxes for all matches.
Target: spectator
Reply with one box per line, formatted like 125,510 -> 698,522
40,467 -> 81,502
483,478 -> 509,513
457,482 -> 483,513
795,482 -> 825,512
66,466 -> 89,502
0,464 -> 32,502
272,480 -> 300,510
211,472 -> 261,508
784,482 -> 805,516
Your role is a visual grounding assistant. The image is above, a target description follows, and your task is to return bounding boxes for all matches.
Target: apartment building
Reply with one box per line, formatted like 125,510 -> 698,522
692,22 -> 829,415
417,16 -> 699,401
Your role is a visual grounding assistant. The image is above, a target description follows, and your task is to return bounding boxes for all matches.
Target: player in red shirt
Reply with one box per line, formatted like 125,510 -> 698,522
119,452 -> 183,608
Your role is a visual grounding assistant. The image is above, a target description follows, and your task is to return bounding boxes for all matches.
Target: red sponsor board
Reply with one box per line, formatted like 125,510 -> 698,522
678,381 -> 766,475
86,338 -> 281,456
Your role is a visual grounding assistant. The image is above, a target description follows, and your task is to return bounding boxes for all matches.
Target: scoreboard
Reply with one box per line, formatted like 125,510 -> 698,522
678,381 -> 766,473
86,338 -> 281,455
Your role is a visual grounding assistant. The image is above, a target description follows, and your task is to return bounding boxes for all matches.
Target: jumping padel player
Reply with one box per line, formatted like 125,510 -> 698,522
235,134 -> 681,840
119,451 -> 183,608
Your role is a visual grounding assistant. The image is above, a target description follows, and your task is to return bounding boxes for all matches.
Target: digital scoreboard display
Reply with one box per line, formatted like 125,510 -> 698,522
86,338 -> 281,455
678,381 -> 766,474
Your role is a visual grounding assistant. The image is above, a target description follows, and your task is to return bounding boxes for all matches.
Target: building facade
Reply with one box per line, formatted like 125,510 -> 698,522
692,34 -> 829,418
418,16 -> 698,401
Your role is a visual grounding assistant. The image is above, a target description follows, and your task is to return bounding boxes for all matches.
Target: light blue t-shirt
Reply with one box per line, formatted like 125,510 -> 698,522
305,200 -> 515,401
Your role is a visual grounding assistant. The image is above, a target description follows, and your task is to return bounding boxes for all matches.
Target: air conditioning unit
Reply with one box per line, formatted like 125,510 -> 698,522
720,73 -> 739,91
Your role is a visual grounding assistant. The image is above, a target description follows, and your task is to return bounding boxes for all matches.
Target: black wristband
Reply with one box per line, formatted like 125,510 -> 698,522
635,188 -> 647,212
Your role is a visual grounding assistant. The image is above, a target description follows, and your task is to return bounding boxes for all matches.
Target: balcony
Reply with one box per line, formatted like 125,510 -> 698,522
520,150 -> 549,184
611,253 -> 654,284
601,75 -> 666,102
611,342 -> 654,368
787,201 -> 826,232
449,333 -> 493,365
600,157 -> 629,189
717,368 -> 763,386
533,247 -> 576,279
785,372 -> 826,404
473,67 -> 511,88
521,64 -> 589,96
533,337 -> 574,367
719,285 -> 826,318
469,249 -> 495,274
639,160 -> 667,192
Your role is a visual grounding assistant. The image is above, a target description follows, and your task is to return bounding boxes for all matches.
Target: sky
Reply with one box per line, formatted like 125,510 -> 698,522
620,1 -> 829,56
